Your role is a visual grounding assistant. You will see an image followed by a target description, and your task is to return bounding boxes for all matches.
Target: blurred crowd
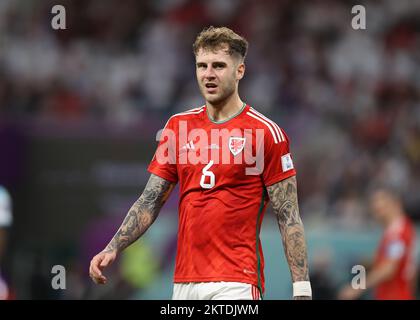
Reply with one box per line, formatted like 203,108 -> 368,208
0,0 -> 420,299
2,0 -> 419,227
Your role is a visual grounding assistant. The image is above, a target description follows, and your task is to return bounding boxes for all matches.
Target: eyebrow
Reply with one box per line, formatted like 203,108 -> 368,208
196,61 -> 227,67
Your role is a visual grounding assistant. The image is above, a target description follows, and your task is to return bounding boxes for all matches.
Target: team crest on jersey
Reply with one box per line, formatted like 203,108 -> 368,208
228,137 -> 246,156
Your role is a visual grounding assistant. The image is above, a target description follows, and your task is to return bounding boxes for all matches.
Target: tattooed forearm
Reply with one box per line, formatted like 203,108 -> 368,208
267,176 -> 310,283
104,174 -> 175,253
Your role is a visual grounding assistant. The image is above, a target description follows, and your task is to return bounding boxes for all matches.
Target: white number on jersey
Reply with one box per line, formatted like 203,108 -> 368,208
200,160 -> 215,189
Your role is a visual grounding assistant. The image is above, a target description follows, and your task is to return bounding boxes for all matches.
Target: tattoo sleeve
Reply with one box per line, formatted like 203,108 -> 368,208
104,174 -> 175,254
267,176 -> 310,283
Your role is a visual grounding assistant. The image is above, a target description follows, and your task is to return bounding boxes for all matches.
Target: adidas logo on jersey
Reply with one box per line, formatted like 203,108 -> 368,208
181,141 -> 195,150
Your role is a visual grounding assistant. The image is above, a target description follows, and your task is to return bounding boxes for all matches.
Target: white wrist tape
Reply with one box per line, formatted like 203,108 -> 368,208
293,281 -> 312,297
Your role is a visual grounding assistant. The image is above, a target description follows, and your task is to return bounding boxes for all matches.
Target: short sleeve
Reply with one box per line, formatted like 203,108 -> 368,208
0,186 -> 12,227
147,118 -> 178,183
262,127 -> 297,187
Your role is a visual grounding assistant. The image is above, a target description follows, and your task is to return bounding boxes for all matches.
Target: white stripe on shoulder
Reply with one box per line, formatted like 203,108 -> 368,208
246,112 -> 279,144
181,106 -> 205,113
163,106 -> 205,128
249,108 -> 282,142
174,106 -> 205,116
249,108 -> 284,142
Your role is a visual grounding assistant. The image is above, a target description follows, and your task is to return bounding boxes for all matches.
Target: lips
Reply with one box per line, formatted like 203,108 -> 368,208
205,83 -> 218,93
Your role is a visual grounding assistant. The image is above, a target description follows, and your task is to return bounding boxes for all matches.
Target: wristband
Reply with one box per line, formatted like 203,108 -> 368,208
293,281 -> 312,297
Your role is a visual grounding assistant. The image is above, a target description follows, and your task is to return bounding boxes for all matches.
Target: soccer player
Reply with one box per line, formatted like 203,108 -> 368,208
338,187 -> 417,300
90,26 -> 312,300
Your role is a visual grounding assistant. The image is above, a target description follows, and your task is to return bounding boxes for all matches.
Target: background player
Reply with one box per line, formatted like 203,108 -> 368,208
338,187 -> 417,300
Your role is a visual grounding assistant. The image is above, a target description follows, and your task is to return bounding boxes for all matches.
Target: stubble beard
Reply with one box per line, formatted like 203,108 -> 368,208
202,81 -> 236,107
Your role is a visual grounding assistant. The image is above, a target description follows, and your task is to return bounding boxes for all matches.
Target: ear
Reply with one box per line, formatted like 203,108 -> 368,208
236,62 -> 245,81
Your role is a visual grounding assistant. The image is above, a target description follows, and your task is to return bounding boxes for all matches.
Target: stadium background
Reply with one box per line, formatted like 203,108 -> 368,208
0,0 -> 420,299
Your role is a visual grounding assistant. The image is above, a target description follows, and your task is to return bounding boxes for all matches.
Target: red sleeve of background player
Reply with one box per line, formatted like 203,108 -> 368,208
147,117 -> 178,183
384,225 -> 407,261
262,127 -> 297,187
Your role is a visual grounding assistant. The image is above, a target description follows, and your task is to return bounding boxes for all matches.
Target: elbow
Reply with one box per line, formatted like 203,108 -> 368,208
381,262 -> 399,282
384,265 -> 398,281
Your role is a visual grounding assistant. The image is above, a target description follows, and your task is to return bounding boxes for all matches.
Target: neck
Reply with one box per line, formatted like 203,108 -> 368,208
206,93 -> 244,122
384,210 -> 404,227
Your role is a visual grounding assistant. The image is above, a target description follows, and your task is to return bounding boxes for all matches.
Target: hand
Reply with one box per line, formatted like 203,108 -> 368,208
338,285 -> 361,300
294,296 -> 312,300
89,249 -> 117,284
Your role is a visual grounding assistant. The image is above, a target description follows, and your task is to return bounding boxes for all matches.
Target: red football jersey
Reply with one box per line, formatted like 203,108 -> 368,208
148,104 -> 296,295
373,216 -> 417,300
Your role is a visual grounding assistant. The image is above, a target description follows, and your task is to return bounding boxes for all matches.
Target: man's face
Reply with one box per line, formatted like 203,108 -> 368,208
369,190 -> 394,224
195,46 -> 244,105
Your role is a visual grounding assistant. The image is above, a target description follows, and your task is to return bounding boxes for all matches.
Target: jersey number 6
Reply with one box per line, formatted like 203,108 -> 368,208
200,160 -> 215,189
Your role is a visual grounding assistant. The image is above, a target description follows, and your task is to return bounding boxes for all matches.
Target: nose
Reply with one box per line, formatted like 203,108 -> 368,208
203,66 -> 216,79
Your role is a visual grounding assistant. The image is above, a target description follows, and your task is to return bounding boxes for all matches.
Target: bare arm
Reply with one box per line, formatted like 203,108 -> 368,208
89,174 -> 175,284
104,174 -> 175,253
266,175 -> 311,299
338,259 -> 399,300
366,259 -> 399,289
